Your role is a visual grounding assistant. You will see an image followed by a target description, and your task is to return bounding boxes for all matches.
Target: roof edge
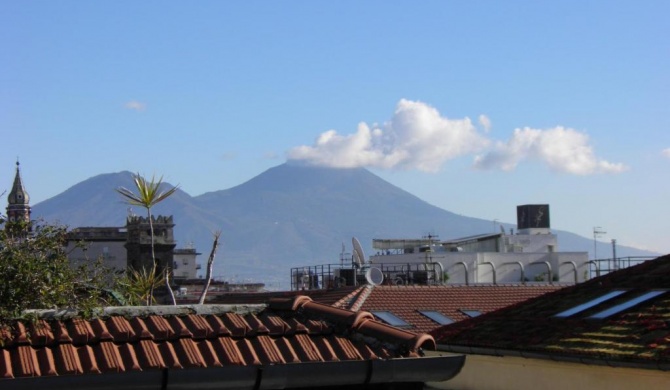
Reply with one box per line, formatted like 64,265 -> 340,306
437,344 -> 670,371
22,304 -> 268,320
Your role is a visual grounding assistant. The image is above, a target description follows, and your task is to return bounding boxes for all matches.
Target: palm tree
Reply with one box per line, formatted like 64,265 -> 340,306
116,173 -> 178,305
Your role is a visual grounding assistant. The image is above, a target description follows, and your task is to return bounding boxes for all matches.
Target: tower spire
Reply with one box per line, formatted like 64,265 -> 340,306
6,159 -> 31,225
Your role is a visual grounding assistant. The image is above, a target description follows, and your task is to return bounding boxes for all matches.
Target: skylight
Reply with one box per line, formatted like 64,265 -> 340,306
418,310 -> 454,325
554,290 -> 626,318
460,310 -> 481,318
588,290 -> 667,319
371,311 -> 410,327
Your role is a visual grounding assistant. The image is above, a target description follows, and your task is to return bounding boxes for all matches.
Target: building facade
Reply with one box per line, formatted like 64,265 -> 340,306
368,204 -> 589,284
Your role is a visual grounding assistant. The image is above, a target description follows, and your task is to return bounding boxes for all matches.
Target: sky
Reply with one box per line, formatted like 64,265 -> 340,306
2,1 -> 669,254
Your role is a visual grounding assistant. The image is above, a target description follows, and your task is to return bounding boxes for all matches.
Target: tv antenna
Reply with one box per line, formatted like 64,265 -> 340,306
593,226 -> 606,260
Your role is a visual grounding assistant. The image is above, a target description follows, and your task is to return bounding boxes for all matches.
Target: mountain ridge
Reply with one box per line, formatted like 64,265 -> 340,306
31,163 -> 658,287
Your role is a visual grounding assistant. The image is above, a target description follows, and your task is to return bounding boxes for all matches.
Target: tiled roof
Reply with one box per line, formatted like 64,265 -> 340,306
337,284 -> 563,334
431,255 -> 670,369
0,296 -> 464,388
205,286 -> 359,306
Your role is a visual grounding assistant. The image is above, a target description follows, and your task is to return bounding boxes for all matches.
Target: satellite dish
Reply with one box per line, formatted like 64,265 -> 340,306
352,237 -> 366,268
365,267 -> 384,286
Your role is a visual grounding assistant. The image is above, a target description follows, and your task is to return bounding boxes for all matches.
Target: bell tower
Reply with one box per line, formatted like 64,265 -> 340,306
6,161 -> 31,226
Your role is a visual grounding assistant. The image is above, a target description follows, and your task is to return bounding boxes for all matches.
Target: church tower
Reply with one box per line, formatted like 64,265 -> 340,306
125,215 -> 176,274
6,161 -> 31,226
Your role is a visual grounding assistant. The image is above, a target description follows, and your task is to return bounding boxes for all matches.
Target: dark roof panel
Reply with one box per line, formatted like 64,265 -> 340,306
432,255 -> 670,367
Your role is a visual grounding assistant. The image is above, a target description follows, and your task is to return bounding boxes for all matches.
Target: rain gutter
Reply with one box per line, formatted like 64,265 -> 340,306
1,356 -> 465,390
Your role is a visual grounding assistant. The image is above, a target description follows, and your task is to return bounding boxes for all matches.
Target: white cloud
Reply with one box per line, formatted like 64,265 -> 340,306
662,148 -> 670,158
473,126 -> 628,175
287,99 -> 490,172
124,100 -> 146,112
220,152 -> 237,161
478,114 -> 491,132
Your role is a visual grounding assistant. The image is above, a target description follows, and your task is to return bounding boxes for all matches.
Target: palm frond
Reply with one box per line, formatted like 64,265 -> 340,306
116,173 -> 179,208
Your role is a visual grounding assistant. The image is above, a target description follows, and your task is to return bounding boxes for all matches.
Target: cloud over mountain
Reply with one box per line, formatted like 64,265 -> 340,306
288,99 -> 627,176
474,126 -> 628,175
287,99 -> 489,172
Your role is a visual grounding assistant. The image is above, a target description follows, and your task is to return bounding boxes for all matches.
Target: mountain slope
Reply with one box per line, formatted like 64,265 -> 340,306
31,163 -> 658,287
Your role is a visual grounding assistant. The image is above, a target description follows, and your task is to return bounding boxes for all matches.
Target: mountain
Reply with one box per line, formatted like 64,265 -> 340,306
31,163 -> 658,288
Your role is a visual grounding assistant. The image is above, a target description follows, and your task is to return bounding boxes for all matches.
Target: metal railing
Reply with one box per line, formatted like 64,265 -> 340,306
290,262 -> 443,291
587,256 -> 655,277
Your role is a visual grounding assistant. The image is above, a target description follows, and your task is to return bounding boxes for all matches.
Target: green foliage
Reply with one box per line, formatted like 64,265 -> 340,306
115,267 -> 166,306
116,173 -> 178,305
115,173 -> 179,211
0,219 -> 115,321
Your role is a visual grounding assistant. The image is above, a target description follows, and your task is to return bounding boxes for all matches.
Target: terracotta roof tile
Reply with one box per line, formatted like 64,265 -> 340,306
96,341 -> 125,372
203,314 -> 231,337
0,296 -> 452,385
106,316 -> 134,343
53,344 -> 82,375
134,339 -> 163,369
78,345 -> 100,374
354,284 -> 562,333
28,320 -> 54,347
0,350 -> 13,379
144,315 -> 174,341
220,312 -> 251,337
208,337 -> 243,365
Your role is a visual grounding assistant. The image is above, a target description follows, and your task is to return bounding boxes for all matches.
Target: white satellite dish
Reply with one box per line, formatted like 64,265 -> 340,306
352,237 -> 366,268
365,267 -> 384,286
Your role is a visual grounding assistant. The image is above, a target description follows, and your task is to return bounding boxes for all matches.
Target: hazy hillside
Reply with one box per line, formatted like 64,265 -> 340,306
31,163 -> 658,288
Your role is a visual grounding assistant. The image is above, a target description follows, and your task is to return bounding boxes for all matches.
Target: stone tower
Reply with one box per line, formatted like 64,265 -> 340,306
124,215 -> 176,274
6,161 -> 31,226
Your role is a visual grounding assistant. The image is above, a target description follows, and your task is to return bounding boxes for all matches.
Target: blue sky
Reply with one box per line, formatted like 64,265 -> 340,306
2,1 -> 669,254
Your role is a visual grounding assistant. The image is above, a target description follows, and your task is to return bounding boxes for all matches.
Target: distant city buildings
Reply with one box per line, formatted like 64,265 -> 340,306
3,162 -> 201,281
368,204 -> 589,284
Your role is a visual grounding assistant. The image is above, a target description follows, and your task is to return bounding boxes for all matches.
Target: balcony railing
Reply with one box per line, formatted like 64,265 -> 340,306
290,262 -> 443,291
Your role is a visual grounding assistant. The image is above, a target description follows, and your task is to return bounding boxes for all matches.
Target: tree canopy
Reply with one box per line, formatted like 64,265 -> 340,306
0,219 -> 114,321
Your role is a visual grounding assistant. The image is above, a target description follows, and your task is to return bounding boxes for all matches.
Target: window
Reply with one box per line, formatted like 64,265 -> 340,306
418,310 -> 454,325
371,311 -> 410,327
554,290 -> 626,318
460,310 -> 481,318
589,290 -> 667,319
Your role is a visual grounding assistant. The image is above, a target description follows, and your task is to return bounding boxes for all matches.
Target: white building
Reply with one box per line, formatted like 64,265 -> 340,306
172,247 -> 201,280
369,204 -> 589,284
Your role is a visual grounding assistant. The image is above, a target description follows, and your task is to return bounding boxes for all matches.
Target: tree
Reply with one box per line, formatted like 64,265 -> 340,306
198,230 -> 221,304
0,218 -> 114,321
116,173 -> 178,305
